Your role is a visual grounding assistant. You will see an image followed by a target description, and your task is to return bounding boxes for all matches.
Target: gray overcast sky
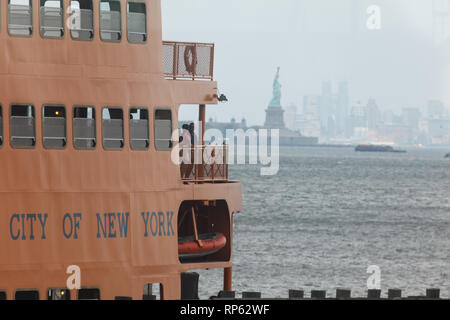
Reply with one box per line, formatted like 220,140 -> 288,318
162,0 -> 450,125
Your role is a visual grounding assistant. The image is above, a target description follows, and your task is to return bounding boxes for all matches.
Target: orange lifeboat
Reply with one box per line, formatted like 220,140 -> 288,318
178,233 -> 227,260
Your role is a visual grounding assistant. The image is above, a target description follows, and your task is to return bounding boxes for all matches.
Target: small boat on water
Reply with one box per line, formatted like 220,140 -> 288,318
355,144 -> 406,153
445,153 -> 450,158
179,232 -> 227,260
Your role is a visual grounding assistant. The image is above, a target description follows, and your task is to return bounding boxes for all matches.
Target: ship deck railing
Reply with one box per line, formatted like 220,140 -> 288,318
163,41 -> 214,81
180,145 -> 228,183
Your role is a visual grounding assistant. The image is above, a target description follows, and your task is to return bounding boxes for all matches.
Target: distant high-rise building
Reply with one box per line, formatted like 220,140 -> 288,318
349,101 -> 366,136
320,81 -> 333,136
295,114 -> 321,138
284,104 -> 297,131
428,118 -> 450,143
336,81 -> 349,136
304,81 -> 352,140
303,95 -> 321,116
428,100 -> 446,119
402,108 -> 421,144
402,108 -> 421,131
366,99 -> 380,130
383,110 -> 394,125
433,0 -> 450,45
350,102 -> 366,119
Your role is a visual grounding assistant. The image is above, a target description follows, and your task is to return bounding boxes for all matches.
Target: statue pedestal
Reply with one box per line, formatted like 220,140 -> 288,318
264,106 -> 285,129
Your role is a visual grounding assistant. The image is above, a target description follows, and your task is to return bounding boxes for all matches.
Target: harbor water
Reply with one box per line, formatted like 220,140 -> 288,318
197,146 -> 450,299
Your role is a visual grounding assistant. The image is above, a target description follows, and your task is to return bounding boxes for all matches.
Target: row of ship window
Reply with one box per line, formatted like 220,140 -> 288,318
0,104 -> 173,151
3,0 -> 147,43
0,288 -> 100,300
0,284 -> 162,300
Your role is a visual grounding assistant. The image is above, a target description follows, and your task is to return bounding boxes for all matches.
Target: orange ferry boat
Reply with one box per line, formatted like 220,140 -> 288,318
0,0 -> 242,300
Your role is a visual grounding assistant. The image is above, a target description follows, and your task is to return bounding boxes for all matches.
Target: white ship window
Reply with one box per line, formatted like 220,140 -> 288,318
8,0 -> 33,37
100,0 -> 122,42
127,1 -> 147,43
70,0 -> 94,40
154,109 -> 173,151
130,107 -> 149,150
40,0 -> 64,38
102,107 -> 124,150
43,105 -> 67,149
73,105 -> 96,150
10,104 -> 36,149
0,106 -> 3,147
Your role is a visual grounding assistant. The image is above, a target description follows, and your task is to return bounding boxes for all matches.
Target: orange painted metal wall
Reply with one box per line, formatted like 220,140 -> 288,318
0,0 -> 242,300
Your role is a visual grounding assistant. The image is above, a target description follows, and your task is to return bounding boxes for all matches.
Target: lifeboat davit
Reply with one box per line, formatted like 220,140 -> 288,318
178,233 -> 227,260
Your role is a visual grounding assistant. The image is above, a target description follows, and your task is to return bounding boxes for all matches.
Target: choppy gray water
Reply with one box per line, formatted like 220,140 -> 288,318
196,146 -> 450,299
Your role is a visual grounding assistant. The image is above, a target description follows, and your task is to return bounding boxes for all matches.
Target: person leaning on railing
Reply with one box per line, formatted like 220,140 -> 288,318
180,124 -> 193,179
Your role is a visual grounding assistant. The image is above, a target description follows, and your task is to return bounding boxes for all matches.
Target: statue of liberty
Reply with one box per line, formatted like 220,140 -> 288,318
268,67 -> 282,107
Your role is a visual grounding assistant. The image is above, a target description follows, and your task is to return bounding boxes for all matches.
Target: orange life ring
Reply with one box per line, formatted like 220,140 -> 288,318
184,45 -> 197,74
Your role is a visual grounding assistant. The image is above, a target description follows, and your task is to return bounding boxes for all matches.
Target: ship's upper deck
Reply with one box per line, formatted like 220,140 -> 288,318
0,0 -> 215,84
0,0 -> 231,190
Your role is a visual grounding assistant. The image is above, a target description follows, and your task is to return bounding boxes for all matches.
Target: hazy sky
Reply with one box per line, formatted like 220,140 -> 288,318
162,0 -> 450,125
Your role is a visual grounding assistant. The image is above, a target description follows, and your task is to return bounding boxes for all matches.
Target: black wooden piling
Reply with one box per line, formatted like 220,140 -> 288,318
388,288 -> 402,299
209,288 -> 448,300
336,288 -> 351,299
311,290 -> 326,299
288,290 -> 304,299
242,292 -> 261,299
426,288 -> 440,299
367,289 -> 381,299
180,272 -> 200,300
218,291 -> 236,299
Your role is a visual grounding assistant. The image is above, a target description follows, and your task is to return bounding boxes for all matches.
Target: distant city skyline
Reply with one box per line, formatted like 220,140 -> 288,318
283,82 -> 450,145
163,0 -> 450,126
